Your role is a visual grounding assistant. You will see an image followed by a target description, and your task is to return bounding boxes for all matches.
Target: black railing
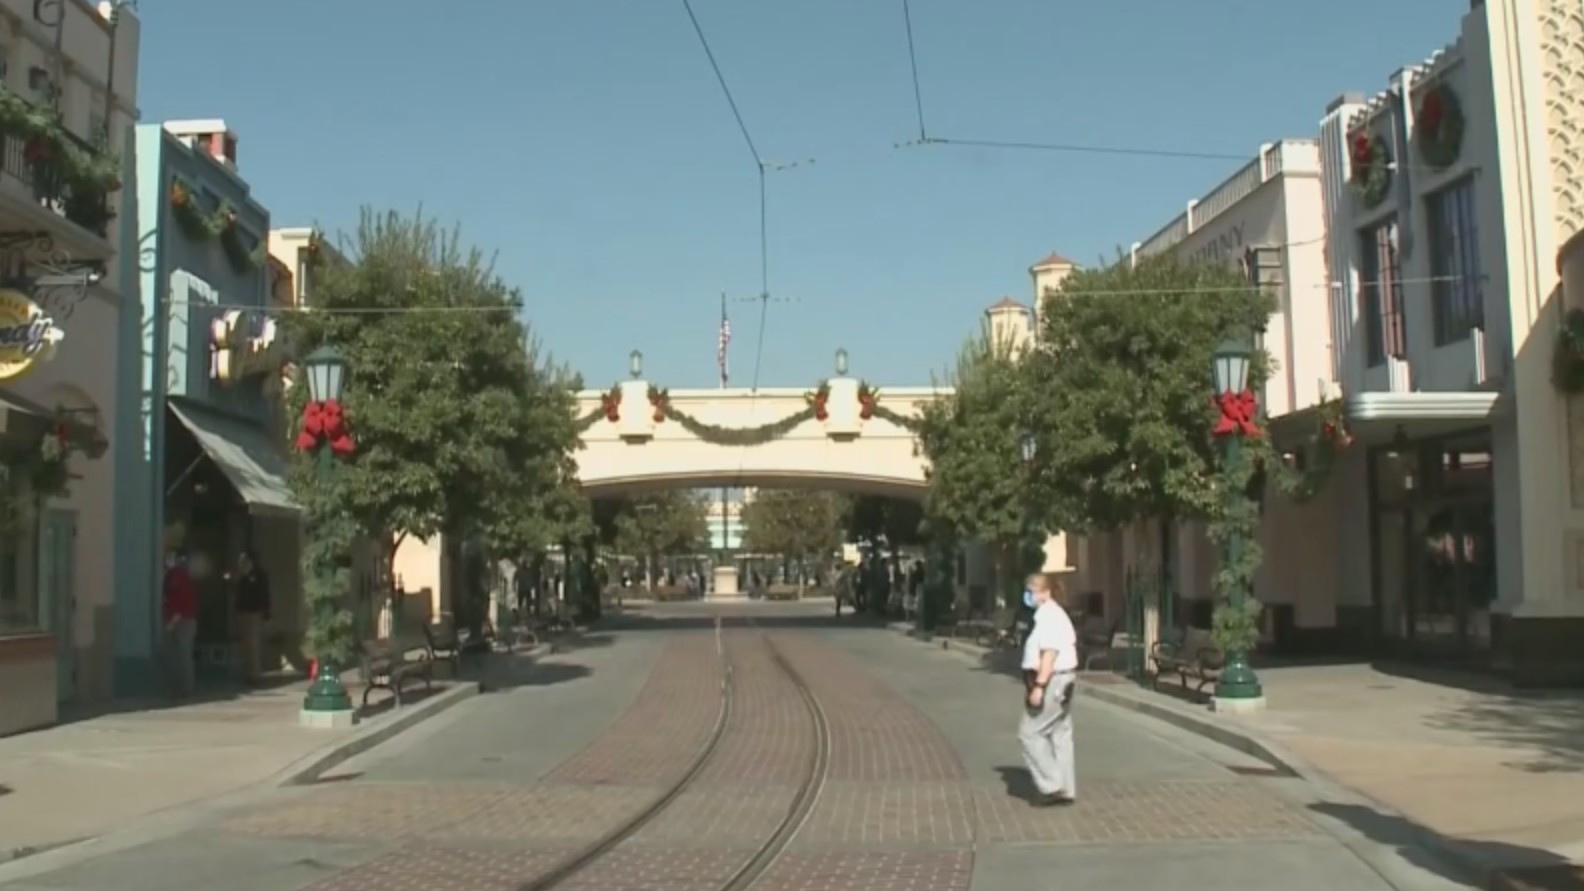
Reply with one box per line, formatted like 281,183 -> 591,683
0,129 -> 112,238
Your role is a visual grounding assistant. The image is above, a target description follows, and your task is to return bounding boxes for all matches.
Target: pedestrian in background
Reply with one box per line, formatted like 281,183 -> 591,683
162,548 -> 198,698
1019,572 -> 1078,807
234,549 -> 271,685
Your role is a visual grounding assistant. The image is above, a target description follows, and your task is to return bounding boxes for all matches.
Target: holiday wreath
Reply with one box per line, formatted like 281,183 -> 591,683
1349,131 -> 1393,210
1414,84 -> 1465,171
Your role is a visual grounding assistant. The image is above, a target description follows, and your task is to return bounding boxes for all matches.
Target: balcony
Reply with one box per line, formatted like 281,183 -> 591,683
0,96 -> 117,262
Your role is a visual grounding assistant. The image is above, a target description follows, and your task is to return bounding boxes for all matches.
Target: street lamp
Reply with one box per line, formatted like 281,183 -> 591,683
835,347 -> 849,377
1020,432 -> 1037,465
629,349 -> 643,379
301,346 -> 354,717
1209,332 -> 1263,702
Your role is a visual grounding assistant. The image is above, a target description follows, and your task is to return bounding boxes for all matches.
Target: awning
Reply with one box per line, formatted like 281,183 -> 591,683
1268,390 -> 1505,448
167,400 -> 299,518
0,389 -> 45,436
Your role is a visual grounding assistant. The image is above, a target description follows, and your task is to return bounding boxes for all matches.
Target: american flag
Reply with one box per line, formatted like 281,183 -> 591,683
717,293 -> 731,388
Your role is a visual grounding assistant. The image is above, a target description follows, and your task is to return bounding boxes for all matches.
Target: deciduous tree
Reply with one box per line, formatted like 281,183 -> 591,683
740,489 -> 845,593
915,328 -> 1036,608
598,491 -> 710,589
1022,254 -> 1274,590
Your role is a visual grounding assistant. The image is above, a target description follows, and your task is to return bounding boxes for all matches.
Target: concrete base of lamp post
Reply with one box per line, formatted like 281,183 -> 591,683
709,565 -> 744,600
299,707 -> 357,729
1210,695 -> 1267,715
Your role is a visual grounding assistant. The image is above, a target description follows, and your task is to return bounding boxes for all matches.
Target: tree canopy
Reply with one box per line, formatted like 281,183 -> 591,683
282,210 -> 583,572
843,494 -> 925,552
740,489 -> 845,563
1022,253 -> 1274,532
915,327 -> 1035,602
595,491 -> 710,568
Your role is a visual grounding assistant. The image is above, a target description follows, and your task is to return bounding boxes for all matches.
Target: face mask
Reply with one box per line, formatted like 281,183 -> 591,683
1022,590 -> 1036,609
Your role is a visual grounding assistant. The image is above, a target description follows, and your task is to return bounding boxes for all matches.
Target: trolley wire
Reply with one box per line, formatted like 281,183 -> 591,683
900,0 -> 929,142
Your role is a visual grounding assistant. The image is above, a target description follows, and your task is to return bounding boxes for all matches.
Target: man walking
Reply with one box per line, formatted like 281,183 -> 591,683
1019,573 -> 1078,807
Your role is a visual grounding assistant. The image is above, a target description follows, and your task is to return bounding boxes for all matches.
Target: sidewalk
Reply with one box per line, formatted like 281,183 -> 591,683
893,623 -> 1584,890
0,676 -> 474,863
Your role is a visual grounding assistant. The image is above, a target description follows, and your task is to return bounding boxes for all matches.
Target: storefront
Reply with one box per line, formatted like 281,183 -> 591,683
0,287 -> 109,736
161,306 -> 298,681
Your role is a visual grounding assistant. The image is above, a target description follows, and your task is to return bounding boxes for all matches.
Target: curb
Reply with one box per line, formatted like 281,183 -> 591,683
275,680 -> 480,786
0,681 -> 480,883
887,623 -> 1499,890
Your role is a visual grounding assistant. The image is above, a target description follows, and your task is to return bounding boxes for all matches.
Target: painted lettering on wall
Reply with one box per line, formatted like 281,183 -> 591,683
0,288 -> 63,381
209,309 -> 281,385
1188,222 -> 1246,267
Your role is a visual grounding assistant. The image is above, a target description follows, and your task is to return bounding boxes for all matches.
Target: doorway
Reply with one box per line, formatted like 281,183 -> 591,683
1371,435 -> 1495,664
39,508 -> 78,703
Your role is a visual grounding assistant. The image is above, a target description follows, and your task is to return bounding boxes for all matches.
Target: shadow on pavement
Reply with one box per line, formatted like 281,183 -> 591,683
1310,801 -> 1583,889
994,765 -> 1039,803
356,682 -> 451,719
470,654 -> 593,693
52,673 -> 305,726
596,609 -> 889,634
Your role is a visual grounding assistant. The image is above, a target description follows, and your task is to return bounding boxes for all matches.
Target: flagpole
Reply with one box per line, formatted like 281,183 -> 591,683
718,292 -> 730,583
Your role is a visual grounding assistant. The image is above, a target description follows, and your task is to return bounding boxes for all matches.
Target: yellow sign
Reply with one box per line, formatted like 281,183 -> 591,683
209,309 -> 282,385
0,289 -> 63,381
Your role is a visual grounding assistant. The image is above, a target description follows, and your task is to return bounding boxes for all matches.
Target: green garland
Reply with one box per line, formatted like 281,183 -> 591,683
1349,131 -> 1392,209
1414,84 -> 1465,171
169,179 -> 263,272
0,88 -> 122,201
1553,308 -> 1584,394
0,421 -> 80,534
1257,396 -> 1350,503
661,399 -> 816,446
300,485 -> 357,665
573,406 -> 603,432
1204,438 -> 1263,655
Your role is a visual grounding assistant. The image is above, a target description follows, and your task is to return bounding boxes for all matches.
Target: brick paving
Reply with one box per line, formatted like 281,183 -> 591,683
541,633 -> 724,787
301,846 -> 578,891
974,779 -> 1322,844
749,850 -> 975,891
756,634 -> 978,891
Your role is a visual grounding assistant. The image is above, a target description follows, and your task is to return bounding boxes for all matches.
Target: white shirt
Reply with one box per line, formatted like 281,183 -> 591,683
1021,601 -> 1079,673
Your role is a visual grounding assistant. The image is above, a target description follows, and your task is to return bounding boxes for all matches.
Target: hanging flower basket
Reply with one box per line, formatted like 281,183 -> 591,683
1349,131 -> 1393,209
1552,308 -> 1584,394
1414,84 -> 1465,171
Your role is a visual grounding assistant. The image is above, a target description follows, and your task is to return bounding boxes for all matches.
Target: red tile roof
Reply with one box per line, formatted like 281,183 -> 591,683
1030,251 -> 1076,270
987,296 -> 1027,311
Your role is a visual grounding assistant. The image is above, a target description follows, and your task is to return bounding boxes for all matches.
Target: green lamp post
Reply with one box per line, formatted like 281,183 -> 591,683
1210,333 -> 1263,701
301,345 -> 354,714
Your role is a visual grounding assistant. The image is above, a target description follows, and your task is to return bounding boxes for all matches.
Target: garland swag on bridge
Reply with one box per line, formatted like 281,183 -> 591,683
572,380 -> 922,442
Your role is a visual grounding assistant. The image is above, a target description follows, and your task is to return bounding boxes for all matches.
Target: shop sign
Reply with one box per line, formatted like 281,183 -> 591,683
1187,222 -> 1246,267
209,309 -> 282,385
0,288 -> 63,381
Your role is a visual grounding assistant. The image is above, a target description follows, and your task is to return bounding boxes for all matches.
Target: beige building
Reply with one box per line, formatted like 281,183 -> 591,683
0,0 -> 139,734
1061,0 -> 1584,684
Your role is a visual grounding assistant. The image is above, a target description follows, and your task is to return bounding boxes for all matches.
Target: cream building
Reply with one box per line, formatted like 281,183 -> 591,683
1057,0 -> 1584,684
0,0 -> 139,734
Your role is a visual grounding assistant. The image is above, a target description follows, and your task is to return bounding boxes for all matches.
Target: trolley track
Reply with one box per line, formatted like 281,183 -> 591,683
518,615 -> 831,891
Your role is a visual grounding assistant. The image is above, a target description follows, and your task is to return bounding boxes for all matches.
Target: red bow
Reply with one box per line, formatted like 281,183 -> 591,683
1212,390 -> 1261,438
295,399 -> 356,455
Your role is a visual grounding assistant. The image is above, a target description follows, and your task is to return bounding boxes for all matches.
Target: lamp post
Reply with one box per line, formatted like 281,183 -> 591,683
301,345 -> 354,715
629,349 -> 643,379
1210,333 -> 1263,702
835,347 -> 849,377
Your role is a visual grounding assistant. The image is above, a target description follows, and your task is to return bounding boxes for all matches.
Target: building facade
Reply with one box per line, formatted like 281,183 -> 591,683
113,119 -> 299,693
1317,0 -> 1584,682
0,0 -> 138,735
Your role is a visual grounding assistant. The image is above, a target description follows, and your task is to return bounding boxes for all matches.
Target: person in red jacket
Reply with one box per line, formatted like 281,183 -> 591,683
163,548 -> 198,697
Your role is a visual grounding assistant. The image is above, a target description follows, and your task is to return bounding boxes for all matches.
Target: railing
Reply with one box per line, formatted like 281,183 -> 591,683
0,129 -> 113,238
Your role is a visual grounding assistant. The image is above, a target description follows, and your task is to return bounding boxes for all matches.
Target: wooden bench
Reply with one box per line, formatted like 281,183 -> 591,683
421,616 -> 461,676
1080,616 -> 1119,670
359,638 -> 434,708
1150,627 -> 1224,696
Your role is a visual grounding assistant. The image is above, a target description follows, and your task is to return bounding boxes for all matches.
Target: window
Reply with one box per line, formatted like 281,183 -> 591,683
1427,178 -> 1483,345
1360,218 -> 1406,366
0,480 -> 40,634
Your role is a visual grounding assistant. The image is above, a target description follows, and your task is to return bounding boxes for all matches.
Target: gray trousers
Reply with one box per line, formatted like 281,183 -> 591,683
1019,673 -> 1076,797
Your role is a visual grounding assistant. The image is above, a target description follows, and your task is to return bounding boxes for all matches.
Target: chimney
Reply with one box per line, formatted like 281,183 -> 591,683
162,119 -> 239,169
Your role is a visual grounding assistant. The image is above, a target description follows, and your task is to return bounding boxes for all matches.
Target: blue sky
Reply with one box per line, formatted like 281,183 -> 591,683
138,0 -> 1455,389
